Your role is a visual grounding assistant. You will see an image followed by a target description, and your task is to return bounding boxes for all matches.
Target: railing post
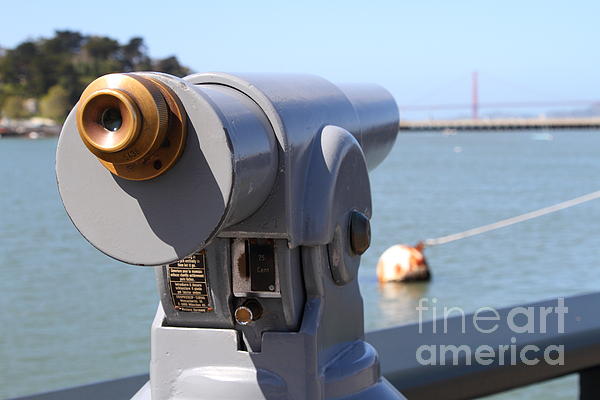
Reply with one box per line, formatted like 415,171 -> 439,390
580,366 -> 600,399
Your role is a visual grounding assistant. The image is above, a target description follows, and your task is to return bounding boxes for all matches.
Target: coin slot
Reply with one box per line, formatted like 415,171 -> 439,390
248,239 -> 276,292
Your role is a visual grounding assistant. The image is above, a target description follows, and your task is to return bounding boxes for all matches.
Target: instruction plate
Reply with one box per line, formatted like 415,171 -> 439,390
168,251 -> 213,312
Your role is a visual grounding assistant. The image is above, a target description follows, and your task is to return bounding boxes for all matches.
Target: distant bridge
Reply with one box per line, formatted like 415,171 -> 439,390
398,72 -> 600,130
398,100 -> 600,112
399,116 -> 600,131
398,72 -> 599,119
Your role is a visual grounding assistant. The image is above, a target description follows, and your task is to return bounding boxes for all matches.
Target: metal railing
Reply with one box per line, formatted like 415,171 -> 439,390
9,374 -> 148,400
11,292 -> 600,400
368,292 -> 600,399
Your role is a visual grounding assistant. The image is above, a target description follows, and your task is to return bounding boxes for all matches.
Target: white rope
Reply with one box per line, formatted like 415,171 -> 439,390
424,190 -> 600,246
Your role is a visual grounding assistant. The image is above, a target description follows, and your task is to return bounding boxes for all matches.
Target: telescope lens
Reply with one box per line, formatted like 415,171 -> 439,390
100,108 -> 122,132
77,89 -> 141,154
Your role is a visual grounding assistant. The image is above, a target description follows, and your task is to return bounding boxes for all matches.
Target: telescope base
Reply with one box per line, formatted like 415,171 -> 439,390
131,306 -> 405,400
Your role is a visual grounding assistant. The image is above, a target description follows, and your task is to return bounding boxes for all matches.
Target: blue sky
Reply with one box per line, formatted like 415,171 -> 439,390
2,1 -> 598,118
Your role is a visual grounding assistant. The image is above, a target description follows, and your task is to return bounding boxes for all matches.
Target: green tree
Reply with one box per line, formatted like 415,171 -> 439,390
42,30 -> 83,54
39,85 -> 70,122
0,41 -> 44,96
82,36 -> 122,78
39,30 -> 85,100
84,36 -> 120,60
154,56 -> 191,77
121,37 -> 151,71
2,96 -> 28,119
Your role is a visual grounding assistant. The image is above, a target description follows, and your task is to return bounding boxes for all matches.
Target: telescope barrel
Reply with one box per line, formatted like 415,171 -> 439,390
56,72 -> 399,266
337,83 -> 400,171
188,72 -> 399,172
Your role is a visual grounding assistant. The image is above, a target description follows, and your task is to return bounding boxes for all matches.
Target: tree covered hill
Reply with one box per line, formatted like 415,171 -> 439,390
0,30 -> 191,122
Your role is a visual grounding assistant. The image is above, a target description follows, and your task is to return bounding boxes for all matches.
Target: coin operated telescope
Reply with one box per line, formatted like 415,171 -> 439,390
56,71 -> 403,400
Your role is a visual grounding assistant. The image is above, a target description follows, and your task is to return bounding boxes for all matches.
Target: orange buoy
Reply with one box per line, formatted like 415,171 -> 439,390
376,242 -> 431,283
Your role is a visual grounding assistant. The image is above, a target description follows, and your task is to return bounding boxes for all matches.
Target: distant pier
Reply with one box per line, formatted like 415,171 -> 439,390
0,118 -> 60,139
399,117 -> 600,131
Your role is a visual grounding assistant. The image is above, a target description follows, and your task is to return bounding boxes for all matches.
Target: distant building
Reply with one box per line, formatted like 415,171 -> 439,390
23,98 -> 38,114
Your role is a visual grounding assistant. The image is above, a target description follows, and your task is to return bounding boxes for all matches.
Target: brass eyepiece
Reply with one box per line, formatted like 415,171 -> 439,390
76,73 -> 187,181
78,89 -> 140,153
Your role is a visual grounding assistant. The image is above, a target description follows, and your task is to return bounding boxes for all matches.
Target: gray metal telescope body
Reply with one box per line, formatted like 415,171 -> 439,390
56,72 -> 404,399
